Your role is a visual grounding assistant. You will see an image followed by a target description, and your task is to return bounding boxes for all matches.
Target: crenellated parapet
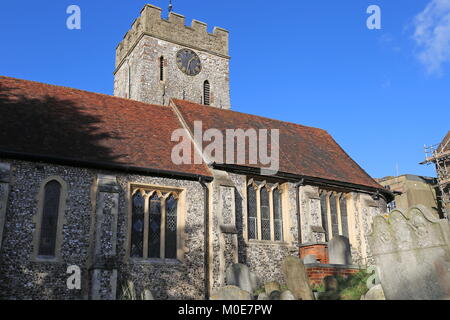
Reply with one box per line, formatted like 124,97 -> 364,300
115,4 -> 229,70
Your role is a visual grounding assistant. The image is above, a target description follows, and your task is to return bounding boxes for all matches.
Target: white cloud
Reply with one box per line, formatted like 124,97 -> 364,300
413,0 -> 450,75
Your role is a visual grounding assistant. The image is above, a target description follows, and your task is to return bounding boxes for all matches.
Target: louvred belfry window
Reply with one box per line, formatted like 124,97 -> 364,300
130,188 -> 179,260
203,80 -> 210,106
38,180 -> 62,257
247,179 -> 284,242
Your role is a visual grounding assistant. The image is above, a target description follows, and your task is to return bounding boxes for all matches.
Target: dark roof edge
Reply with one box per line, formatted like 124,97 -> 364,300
212,163 -> 394,202
0,150 -> 213,183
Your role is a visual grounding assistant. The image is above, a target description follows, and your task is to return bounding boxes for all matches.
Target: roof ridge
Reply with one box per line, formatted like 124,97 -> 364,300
0,75 -> 167,109
171,98 -> 329,134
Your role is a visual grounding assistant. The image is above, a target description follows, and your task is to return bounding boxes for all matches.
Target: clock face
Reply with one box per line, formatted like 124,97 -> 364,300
176,49 -> 202,76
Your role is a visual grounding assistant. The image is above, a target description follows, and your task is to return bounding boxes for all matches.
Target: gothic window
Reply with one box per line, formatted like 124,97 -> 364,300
260,187 -> 271,240
320,193 -> 329,241
38,180 -> 61,257
330,193 -> 339,237
148,193 -> 162,258
159,56 -> 164,81
320,190 -> 350,241
131,192 -> 145,258
203,80 -> 210,106
247,179 -> 284,242
130,188 -> 180,260
247,184 -> 258,240
273,188 -> 283,241
339,196 -> 349,238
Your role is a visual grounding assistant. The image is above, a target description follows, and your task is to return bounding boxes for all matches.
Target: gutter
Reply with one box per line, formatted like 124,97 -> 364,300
198,177 -> 210,300
0,150 -> 213,183
211,163 -> 394,202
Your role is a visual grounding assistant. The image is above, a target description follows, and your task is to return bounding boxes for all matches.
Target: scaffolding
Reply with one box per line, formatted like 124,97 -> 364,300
422,134 -> 450,221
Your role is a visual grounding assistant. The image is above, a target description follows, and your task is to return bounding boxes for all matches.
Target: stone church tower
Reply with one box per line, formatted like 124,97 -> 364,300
114,4 -> 231,109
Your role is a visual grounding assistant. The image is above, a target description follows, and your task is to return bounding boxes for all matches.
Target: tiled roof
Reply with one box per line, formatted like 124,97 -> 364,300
0,76 -> 383,190
172,99 -> 382,190
439,131 -> 450,153
0,76 -> 212,178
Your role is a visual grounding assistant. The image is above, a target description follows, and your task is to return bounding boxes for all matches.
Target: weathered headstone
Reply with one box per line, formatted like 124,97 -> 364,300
210,286 -> 252,300
249,272 -> 261,293
264,281 -> 281,296
226,264 -> 253,293
328,236 -> 352,265
257,292 -> 269,300
282,256 -> 315,300
269,290 -> 281,300
361,284 -> 385,300
280,290 -> 296,300
303,254 -> 318,264
323,276 -> 339,292
368,205 -> 450,300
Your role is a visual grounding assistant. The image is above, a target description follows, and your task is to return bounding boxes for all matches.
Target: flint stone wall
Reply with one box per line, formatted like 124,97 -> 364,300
0,159 -> 205,300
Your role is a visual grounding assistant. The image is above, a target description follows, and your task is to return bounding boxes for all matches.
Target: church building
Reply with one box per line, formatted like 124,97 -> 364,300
0,4 -> 391,300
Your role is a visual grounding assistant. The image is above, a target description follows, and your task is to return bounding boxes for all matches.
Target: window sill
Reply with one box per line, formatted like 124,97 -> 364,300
246,240 -> 291,247
33,256 -> 61,264
128,258 -> 182,266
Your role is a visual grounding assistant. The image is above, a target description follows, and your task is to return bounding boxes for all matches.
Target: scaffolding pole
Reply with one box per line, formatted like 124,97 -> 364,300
422,137 -> 450,222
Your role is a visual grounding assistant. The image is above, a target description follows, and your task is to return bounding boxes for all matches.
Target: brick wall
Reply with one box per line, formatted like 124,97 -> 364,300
306,265 -> 362,286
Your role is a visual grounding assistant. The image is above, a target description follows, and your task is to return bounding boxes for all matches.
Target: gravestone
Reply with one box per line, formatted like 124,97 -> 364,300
264,281 -> 281,296
361,284 -> 385,300
282,256 -> 315,300
303,255 -> 318,264
269,290 -> 281,300
257,292 -> 269,300
280,290 -> 296,300
323,276 -> 339,292
368,205 -> 450,300
328,236 -> 352,265
210,286 -> 252,300
225,264 -> 253,293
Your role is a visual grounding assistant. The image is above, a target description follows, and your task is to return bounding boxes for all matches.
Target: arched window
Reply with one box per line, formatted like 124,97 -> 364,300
247,185 -> 258,240
273,188 -> 283,241
159,56 -> 164,81
320,193 -> 329,241
165,195 -> 178,259
203,80 -> 210,105
37,180 -> 63,258
129,188 -> 180,260
148,193 -> 162,259
260,187 -> 271,241
131,191 -> 145,258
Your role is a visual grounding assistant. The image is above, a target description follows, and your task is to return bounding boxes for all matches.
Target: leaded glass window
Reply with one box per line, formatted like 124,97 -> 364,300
148,193 -> 162,259
260,187 -> 271,240
247,185 -> 258,240
38,180 -> 61,257
330,194 -> 339,237
131,192 -> 145,258
339,196 -> 349,238
320,193 -> 329,241
165,195 -> 178,259
247,179 -> 285,242
273,188 -> 283,241
130,188 -> 179,260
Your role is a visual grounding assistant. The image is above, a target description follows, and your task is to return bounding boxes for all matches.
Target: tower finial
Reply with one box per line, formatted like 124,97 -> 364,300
168,0 -> 173,13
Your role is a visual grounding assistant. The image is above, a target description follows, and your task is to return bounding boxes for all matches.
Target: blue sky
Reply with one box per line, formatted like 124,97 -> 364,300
0,0 -> 449,179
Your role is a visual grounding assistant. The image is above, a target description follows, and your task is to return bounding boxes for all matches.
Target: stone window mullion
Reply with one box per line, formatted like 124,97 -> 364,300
336,192 -> 343,236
